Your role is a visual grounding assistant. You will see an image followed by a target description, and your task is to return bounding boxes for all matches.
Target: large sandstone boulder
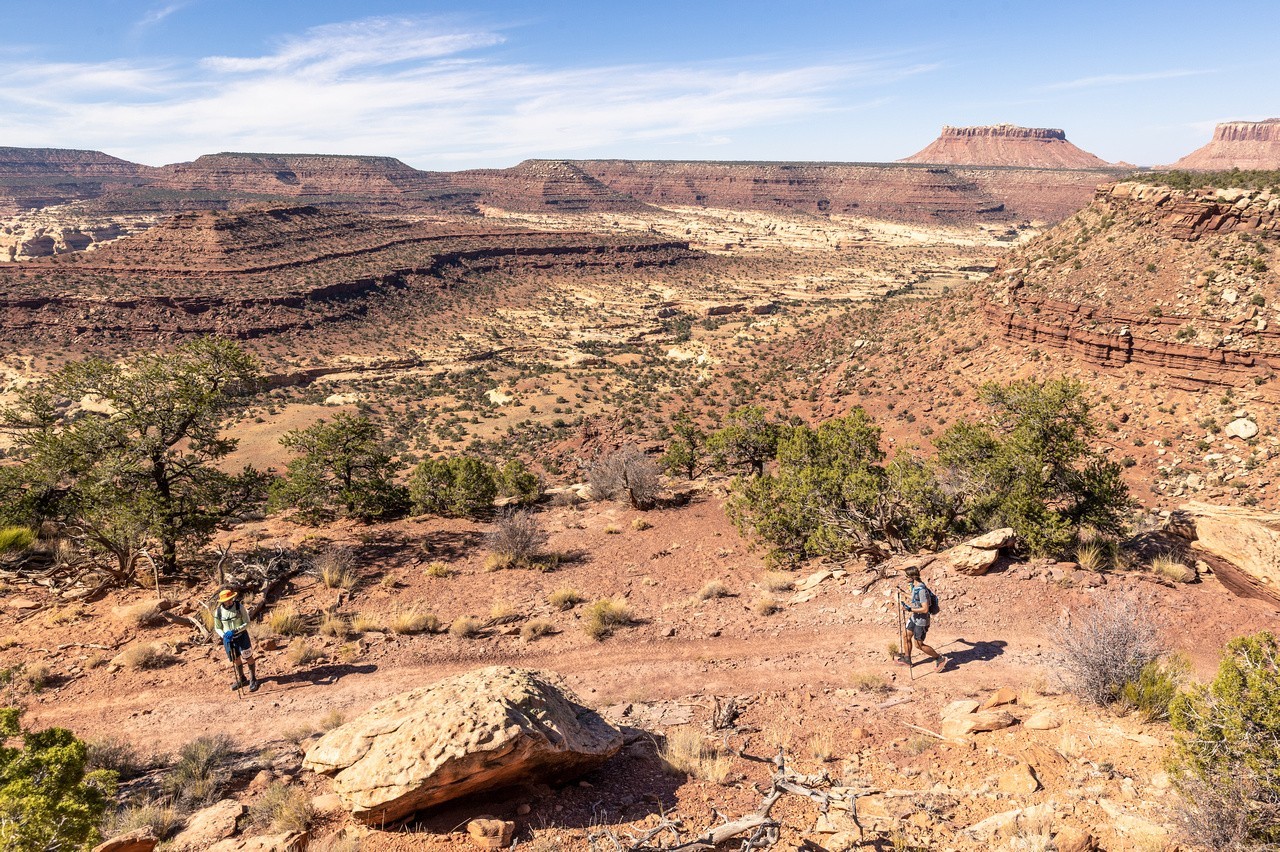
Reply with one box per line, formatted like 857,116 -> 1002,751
1168,503 -> 1280,606
939,528 -> 1015,575
303,666 -> 623,824
167,800 -> 244,852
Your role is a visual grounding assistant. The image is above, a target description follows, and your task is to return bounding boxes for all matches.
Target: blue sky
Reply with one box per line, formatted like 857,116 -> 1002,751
1,0 -> 1274,168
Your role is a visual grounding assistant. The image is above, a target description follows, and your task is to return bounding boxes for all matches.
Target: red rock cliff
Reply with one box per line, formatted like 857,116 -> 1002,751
1170,119 -> 1280,171
900,124 -> 1112,169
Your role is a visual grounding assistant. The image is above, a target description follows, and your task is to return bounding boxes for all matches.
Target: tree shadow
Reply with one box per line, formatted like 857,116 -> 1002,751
938,638 -> 1007,671
415,529 -> 487,562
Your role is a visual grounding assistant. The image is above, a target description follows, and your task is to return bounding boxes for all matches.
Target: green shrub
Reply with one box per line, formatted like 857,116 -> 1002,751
0,708 -> 115,851
1118,657 -> 1187,722
1170,632 -> 1280,847
408,456 -> 498,517
496,460 -> 541,505
707,406 -> 781,475
0,528 -> 34,554
270,414 -> 408,523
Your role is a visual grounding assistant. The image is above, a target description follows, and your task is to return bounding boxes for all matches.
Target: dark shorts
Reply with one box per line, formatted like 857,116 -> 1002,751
223,630 -> 251,661
905,617 -> 929,642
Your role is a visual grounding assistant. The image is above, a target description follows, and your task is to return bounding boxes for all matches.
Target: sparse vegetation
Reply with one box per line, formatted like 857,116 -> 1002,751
759,571 -> 794,593
753,596 -> 782,616
267,605 -> 307,636
351,611 -> 383,633
313,546 -> 357,590
164,733 -> 233,808
449,615 -> 483,638
587,445 -> 662,509
485,509 -> 548,569
1171,631 -> 1280,848
286,638 -> 324,666
549,587 -> 584,611
109,801 -> 184,841
250,781 -> 315,833
1050,596 -> 1162,707
319,611 -> 349,639
116,643 -> 175,671
389,608 -> 439,635
520,619 -> 555,641
581,597 -> 634,640
659,727 -> 733,784
697,580 -> 731,600
409,455 -> 498,518
423,561 -> 452,578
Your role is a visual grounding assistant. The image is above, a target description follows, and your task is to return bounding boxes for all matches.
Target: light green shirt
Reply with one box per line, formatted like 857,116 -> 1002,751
214,601 -> 249,635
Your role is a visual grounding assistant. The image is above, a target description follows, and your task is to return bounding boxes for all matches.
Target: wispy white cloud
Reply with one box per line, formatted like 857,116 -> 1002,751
0,16 -> 931,166
1042,69 -> 1210,91
135,1 -> 193,31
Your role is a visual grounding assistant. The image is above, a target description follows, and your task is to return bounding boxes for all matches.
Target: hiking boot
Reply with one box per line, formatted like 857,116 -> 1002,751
935,655 -> 947,672
230,679 -> 247,691
893,655 -> 912,667
248,679 -> 260,693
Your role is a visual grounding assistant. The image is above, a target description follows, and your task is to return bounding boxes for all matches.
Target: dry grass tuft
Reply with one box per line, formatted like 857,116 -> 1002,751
21,662 -> 52,691
267,605 -> 307,637
631,518 -> 653,531
250,781 -> 316,833
286,639 -> 324,667
521,619 -> 556,641
759,571 -> 794,593
659,727 -> 733,784
548,586 -> 584,611
582,597 -> 634,640
319,708 -> 345,731
423,561 -> 452,578
697,580 -> 731,600
1151,552 -> 1195,583
808,728 -> 839,762
117,643 -> 175,671
449,615 -> 483,638
489,601 -> 519,620
110,801 -> 184,840
319,611 -> 349,639
389,608 -> 439,635
753,596 -> 782,616
313,546 -> 357,590
351,611 -> 383,633
1074,541 -> 1108,572
849,671 -> 894,696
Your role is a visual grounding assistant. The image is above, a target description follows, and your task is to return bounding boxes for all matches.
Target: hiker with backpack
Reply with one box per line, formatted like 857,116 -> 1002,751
896,565 -> 946,672
214,588 -> 260,692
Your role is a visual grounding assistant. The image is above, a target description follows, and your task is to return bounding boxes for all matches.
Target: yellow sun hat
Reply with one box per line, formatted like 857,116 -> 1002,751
218,589 -> 238,603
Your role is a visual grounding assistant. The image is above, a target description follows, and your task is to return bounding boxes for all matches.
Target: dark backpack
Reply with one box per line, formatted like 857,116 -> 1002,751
926,587 -> 940,616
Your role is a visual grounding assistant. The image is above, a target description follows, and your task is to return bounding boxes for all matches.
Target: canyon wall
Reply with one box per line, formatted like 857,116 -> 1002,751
1171,119 -> 1280,171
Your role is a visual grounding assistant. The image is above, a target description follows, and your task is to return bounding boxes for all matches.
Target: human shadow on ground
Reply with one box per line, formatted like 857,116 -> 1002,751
938,638 -> 1007,671
264,662 -> 377,689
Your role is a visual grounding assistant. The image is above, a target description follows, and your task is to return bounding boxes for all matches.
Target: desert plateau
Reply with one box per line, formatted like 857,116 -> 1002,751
2,7 -> 1280,852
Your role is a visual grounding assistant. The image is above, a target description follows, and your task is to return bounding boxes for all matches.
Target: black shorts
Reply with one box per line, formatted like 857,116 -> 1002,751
905,617 -> 929,642
224,631 -> 252,661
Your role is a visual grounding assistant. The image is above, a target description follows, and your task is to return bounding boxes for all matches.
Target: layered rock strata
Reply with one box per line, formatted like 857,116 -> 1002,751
900,125 -> 1112,169
0,206 -> 697,339
986,180 -> 1280,388
1171,119 -> 1280,171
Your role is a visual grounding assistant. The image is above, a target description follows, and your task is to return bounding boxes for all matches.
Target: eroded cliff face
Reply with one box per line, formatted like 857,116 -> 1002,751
575,159 -> 1126,225
0,205 -> 698,339
986,180 -> 1280,387
450,160 -> 650,213
0,146 -> 149,211
900,125 -> 1112,169
1171,119 -> 1280,171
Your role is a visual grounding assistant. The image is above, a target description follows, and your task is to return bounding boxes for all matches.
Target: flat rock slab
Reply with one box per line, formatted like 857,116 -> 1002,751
304,665 -> 622,825
167,799 -> 244,852
206,833 -> 308,852
92,827 -> 158,852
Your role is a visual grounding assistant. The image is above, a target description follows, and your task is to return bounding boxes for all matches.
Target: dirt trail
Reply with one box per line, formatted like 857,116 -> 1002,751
30,620 -> 1034,753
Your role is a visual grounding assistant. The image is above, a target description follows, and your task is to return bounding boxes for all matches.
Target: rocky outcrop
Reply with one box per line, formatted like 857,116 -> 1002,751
901,125 -> 1112,169
1166,502 -> 1280,607
0,146 -> 149,210
939,528 -> 1016,575
167,800 -> 245,852
303,666 -> 623,825
1170,119 -> 1280,171
985,180 -> 1280,389
92,827 -> 158,852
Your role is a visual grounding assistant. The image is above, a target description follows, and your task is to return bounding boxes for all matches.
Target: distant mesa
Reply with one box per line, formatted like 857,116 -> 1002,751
450,160 -> 651,214
900,125 -> 1113,169
1169,119 -> 1280,171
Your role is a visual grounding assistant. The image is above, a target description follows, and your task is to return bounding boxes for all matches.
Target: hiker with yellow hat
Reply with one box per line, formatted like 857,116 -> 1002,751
214,588 -> 259,692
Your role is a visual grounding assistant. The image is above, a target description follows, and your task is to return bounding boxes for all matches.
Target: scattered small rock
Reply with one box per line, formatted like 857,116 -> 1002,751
467,818 -> 515,850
